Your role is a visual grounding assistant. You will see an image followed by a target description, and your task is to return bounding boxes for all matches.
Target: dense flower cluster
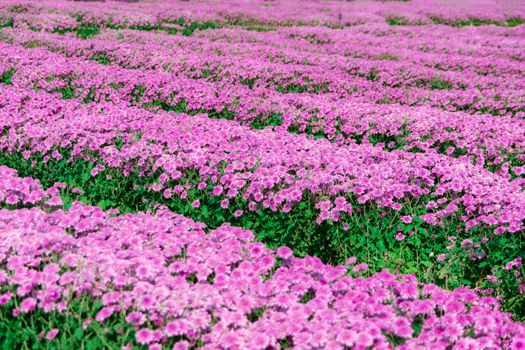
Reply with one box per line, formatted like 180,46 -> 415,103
0,166 -> 524,349
0,0 -> 524,346
1,85 -> 524,234
1,26 -> 524,177
0,0 -> 524,29
1,25 -> 524,116
0,165 -> 63,207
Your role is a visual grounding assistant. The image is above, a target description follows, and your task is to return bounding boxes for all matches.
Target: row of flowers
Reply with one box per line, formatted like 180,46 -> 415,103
1,164 -> 524,349
0,41 -> 524,179
1,84 -> 524,233
0,0 -> 524,30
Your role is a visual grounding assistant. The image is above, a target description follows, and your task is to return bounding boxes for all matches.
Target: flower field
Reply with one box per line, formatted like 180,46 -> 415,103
0,0 -> 524,349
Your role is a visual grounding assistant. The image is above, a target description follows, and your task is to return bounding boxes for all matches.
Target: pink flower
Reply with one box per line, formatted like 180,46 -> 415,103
191,200 -> 200,208
45,196 -> 63,207
126,311 -> 146,326
461,239 -> 473,248
172,341 -> 190,350
0,292 -> 13,305
353,263 -> 368,273
139,295 -> 154,309
494,226 -> 506,235
334,197 -> 347,208
19,297 -> 37,313
226,188 -> 238,198
510,338 -> 525,350
400,215 -> 412,224
391,203 -> 403,211
318,200 -> 331,211
220,199 -> 229,209
6,195 -> 18,205
165,320 -> 185,337
57,302 -> 67,312
82,319 -> 93,330
395,233 -> 405,241
234,210 -> 243,217
248,333 -> 270,348
212,185 -> 223,196
96,307 -> 115,322
346,257 -> 357,266
71,188 -> 84,194
46,329 -> 59,340
276,246 -> 293,259
259,255 -> 275,271
135,328 -> 154,345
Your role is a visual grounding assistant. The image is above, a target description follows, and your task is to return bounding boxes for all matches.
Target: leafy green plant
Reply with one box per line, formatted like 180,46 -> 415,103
0,68 -> 14,85
76,24 -> 101,39
0,295 -> 137,350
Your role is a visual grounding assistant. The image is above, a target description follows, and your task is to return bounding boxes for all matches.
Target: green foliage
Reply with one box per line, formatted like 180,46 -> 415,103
249,112 -> 283,129
0,18 -> 14,28
181,21 -> 219,36
387,15 -> 524,27
303,34 -> 332,45
8,4 -> 27,14
131,85 -> 147,104
415,77 -> 453,90
278,336 -> 294,349
428,78 -> 453,90
377,53 -> 400,61
366,68 -> 379,82
411,315 -> 425,337
57,82 -> 78,100
91,51 -> 111,65
299,289 -> 316,304
387,16 -> 409,26
129,24 -> 157,31
53,24 -> 100,39
239,77 -> 257,89
435,140 -> 468,157
22,40 -> 42,49
276,82 -> 330,94
0,68 -> 14,85
247,307 -> 266,323
240,25 -> 274,32
506,17 -> 525,27
50,18 -> 219,40
0,295 -> 137,349
144,98 -> 238,122
430,16 -> 524,27
76,25 -> 100,39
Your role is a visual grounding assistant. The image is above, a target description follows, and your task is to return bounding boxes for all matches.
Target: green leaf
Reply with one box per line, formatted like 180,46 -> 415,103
74,327 -> 84,340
